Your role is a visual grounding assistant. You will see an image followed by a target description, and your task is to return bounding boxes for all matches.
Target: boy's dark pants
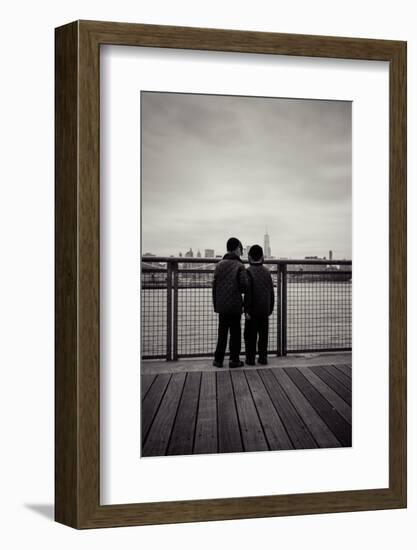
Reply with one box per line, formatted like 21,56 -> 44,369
214,314 -> 241,363
244,316 -> 269,361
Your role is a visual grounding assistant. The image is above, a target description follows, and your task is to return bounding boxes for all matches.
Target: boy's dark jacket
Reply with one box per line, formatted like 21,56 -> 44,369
244,264 -> 275,318
212,253 -> 248,315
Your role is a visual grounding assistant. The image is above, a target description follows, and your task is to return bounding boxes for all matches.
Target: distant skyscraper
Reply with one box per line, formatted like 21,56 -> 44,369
264,229 -> 271,259
185,248 -> 194,258
329,250 -> 333,261
197,249 -> 202,258
242,245 -> 250,260
205,249 -> 215,258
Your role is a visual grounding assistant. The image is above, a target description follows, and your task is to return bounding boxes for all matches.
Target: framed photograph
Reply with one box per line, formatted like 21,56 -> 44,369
55,20 -> 406,528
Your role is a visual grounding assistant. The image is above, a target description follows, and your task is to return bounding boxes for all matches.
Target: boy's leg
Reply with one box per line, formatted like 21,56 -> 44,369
257,317 -> 269,363
244,318 -> 256,363
229,315 -> 242,363
214,315 -> 229,364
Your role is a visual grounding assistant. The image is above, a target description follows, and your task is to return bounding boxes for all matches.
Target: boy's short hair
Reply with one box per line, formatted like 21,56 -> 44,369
226,237 -> 243,252
248,244 -> 264,263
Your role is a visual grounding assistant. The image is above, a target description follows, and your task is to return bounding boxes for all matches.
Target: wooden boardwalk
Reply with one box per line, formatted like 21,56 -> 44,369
141,364 -> 352,457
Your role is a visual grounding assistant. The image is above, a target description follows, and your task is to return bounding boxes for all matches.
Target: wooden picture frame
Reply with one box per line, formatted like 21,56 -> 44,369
55,20 -> 407,528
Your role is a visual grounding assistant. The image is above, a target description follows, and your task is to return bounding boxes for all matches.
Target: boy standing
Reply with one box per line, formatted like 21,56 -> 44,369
244,244 -> 275,365
212,237 -> 248,368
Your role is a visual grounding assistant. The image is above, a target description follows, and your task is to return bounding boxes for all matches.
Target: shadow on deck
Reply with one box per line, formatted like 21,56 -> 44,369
141,363 -> 352,457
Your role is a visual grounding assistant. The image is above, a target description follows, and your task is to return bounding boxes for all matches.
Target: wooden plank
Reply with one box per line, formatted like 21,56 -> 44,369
273,369 -> 341,448
217,370 -> 243,453
310,366 -> 352,405
194,372 -> 218,455
141,374 -> 156,400
231,370 -> 268,452
333,364 -> 352,379
245,370 -> 293,451
141,373 -> 171,443
259,369 -> 317,449
299,367 -> 352,425
284,368 -> 351,447
341,364 -> 353,373
168,372 -> 202,456
142,372 -> 186,456
324,365 -> 351,389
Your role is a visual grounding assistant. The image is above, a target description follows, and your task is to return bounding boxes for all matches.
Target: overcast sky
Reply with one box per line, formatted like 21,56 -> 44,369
141,92 -> 351,259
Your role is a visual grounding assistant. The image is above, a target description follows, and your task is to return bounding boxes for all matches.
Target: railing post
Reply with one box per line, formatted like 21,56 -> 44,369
166,261 -> 173,361
281,263 -> 287,356
277,265 -> 281,356
172,261 -> 178,361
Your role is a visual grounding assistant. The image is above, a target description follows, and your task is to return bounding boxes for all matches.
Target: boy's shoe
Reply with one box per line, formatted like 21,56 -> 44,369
245,359 -> 255,366
257,357 -> 268,365
229,360 -> 244,368
213,360 -> 223,368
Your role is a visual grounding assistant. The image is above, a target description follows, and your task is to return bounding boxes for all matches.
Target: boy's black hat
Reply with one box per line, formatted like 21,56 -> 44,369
249,244 -> 264,264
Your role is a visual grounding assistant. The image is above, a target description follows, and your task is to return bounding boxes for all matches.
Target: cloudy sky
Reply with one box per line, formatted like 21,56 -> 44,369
141,92 -> 351,259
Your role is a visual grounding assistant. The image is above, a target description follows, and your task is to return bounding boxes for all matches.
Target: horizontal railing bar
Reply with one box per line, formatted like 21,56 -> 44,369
142,275 -> 351,280
142,286 -> 351,292
178,267 -> 278,275
287,271 -> 351,276
176,286 -> 212,289
141,288 -> 169,291
140,350 -> 352,359
142,256 -> 352,266
177,350 -> 280,359
176,269 -> 217,274
286,347 -> 351,353
177,352 -> 226,359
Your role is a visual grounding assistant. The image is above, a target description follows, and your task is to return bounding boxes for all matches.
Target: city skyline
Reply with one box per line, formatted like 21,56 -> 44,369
143,234 -> 347,261
141,92 -> 352,259
142,233 -> 351,260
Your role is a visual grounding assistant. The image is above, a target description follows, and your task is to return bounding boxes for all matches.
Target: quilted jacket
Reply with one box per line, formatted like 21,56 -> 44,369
212,253 -> 248,315
244,264 -> 275,318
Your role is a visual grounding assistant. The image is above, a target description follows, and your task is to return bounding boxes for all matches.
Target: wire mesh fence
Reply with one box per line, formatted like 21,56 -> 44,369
141,266 -> 168,359
177,270 -> 217,357
286,270 -> 352,352
141,258 -> 351,359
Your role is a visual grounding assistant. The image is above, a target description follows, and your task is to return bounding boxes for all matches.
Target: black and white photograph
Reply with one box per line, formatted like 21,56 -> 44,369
140,91 -> 352,457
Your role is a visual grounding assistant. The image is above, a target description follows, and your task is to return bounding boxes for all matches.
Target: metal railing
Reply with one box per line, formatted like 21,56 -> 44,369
141,257 -> 352,360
